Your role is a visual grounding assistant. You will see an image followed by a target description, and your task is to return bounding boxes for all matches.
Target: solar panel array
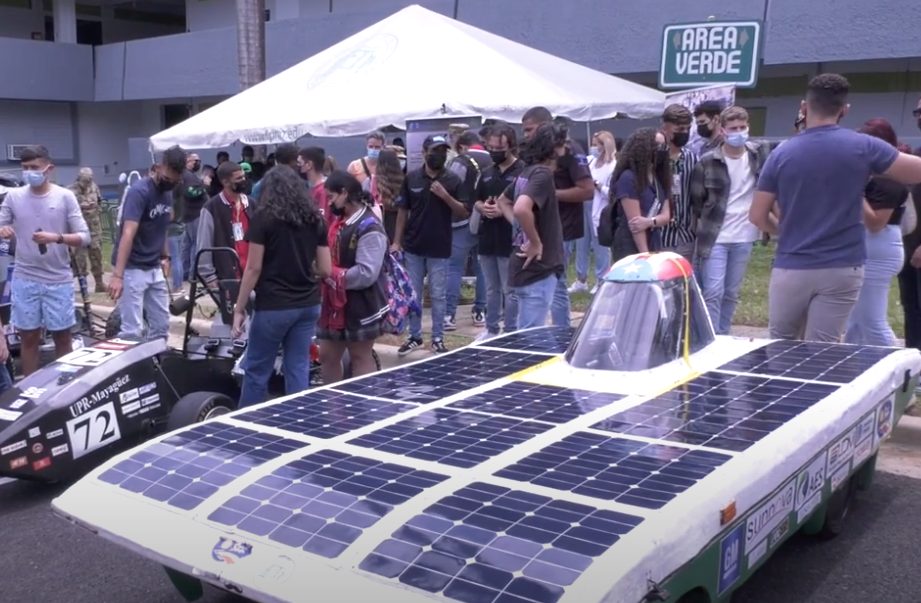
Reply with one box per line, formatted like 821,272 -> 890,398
207,450 -> 447,558
87,326 -> 904,603
592,372 -> 840,452
361,481 -> 643,603
719,340 -> 894,383
97,422 -> 303,510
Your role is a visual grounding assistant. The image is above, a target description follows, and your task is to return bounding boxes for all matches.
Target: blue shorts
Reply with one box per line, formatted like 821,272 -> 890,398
10,277 -> 75,332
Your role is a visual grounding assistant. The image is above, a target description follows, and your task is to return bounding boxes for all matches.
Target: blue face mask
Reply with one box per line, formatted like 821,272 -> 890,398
725,130 -> 750,148
589,147 -> 601,158
367,147 -> 381,160
22,169 -> 47,188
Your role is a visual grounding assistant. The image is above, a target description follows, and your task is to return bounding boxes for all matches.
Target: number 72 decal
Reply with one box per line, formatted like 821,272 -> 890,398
66,402 -> 122,459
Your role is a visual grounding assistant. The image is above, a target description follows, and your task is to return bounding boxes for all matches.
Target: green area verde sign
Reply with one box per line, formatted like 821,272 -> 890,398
659,21 -> 761,89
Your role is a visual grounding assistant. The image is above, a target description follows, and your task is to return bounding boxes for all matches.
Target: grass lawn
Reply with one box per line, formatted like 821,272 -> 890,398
562,242 -> 907,337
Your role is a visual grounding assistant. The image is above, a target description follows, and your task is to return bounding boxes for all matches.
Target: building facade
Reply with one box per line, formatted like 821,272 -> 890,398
1,0 -> 920,187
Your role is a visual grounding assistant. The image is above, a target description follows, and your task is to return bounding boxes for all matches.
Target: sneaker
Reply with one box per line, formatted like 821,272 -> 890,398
397,337 -> 424,357
567,280 -> 589,294
443,316 -> 457,332
472,309 -> 485,326
431,339 -> 448,354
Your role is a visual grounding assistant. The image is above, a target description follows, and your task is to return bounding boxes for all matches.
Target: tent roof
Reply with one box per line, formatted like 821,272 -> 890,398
150,4 -> 665,151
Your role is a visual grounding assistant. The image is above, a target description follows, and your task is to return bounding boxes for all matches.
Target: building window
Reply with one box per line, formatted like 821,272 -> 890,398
163,104 -> 192,129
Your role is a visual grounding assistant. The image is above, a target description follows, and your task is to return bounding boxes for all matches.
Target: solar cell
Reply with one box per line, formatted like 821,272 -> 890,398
335,348 -> 549,403
97,422 -> 303,510
481,326 -> 575,355
495,432 -> 730,509
592,372 -> 839,452
349,409 -> 554,468
718,340 -> 894,383
208,450 -> 447,559
448,382 -> 624,424
234,390 -> 415,439
360,481 -> 643,603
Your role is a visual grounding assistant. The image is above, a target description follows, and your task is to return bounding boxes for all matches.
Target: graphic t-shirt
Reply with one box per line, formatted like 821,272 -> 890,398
505,165 -> 564,288
115,177 -> 172,270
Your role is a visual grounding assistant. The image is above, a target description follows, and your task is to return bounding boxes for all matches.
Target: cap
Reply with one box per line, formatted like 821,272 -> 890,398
239,162 -> 252,173
423,135 -> 450,151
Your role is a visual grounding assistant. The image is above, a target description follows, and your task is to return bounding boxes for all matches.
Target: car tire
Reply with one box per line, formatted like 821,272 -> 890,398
819,475 -> 858,539
167,391 -> 235,431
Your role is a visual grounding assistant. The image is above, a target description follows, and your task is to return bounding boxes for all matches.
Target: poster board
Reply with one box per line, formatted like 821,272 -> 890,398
405,116 -> 480,172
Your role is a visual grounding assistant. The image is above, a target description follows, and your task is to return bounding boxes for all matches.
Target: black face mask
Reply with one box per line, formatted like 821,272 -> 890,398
489,150 -> 508,165
425,153 -> 447,171
330,204 -> 346,217
231,181 -> 247,194
156,177 -> 176,193
191,161 -> 201,172
671,131 -> 690,148
697,123 -> 712,138
654,147 -> 669,169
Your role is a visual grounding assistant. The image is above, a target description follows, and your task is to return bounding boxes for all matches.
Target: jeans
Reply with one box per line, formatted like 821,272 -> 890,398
181,217 -> 200,282
515,274 -> 557,329
0,362 -> 11,395
701,242 -> 754,335
239,304 -> 320,408
846,225 -> 903,346
569,202 -> 609,282
446,227 -> 486,318
769,266 -> 864,342
478,254 -> 509,334
168,234 -> 184,291
119,267 -> 170,341
551,245 -> 572,327
898,256 -> 921,350
404,252 -> 448,341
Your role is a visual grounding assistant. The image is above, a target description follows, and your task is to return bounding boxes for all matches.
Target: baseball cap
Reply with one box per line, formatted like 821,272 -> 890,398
239,161 -> 252,174
423,135 -> 450,151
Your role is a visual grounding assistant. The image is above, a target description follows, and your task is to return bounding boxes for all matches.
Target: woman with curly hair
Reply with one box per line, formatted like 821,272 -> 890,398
609,127 -> 672,262
367,148 -> 404,241
232,165 -> 332,407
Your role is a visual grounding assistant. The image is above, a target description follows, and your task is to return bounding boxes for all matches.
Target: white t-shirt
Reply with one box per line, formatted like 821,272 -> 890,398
716,153 -> 759,244
588,156 -> 616,231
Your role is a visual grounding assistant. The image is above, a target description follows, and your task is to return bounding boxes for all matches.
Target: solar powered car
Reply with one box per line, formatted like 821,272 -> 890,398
51,252 -> 919,603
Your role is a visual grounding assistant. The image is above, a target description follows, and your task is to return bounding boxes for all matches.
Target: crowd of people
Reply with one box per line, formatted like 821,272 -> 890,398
2,72 -> 921,402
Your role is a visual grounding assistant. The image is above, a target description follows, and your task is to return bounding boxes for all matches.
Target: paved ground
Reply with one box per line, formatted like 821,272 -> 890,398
1,470 -> 918,603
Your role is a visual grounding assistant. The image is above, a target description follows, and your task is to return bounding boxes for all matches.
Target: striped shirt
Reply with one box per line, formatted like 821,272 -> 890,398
661,148 -> 699,248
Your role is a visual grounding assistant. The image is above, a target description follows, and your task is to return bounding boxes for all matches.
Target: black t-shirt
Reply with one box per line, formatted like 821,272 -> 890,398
555,141 -> 592,241
176,170 -> 209,223
865,177 -> 908,226
397,167 -> 463,259
246,212 -> 327,310
505,165 -> 565,287
477,159 -> 524,257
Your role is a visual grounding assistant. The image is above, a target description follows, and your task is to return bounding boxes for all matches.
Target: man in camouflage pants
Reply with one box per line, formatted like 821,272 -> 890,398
69,167 -> 106,292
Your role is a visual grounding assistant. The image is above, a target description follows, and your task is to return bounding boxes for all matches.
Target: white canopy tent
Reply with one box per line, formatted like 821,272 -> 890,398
149,4 -> 665,152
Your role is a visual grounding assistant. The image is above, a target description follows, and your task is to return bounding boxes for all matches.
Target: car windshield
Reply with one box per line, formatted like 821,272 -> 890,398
566,278 -> 714,371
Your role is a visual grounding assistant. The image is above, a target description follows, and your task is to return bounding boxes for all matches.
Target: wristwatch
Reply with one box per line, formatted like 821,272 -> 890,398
57,233 -> 64,244
652,217 -> 657,228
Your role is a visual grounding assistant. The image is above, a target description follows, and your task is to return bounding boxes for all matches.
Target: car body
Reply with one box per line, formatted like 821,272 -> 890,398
51,252 -> 920,602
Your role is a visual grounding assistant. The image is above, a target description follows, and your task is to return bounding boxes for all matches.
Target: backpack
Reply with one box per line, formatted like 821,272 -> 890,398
381,251 -> 422,335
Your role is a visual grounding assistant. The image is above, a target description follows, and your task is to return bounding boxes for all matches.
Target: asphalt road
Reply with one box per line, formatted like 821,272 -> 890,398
1,472 -> 919,603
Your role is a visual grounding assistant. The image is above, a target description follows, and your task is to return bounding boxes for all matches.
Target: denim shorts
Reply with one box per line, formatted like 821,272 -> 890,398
11,277 -> 75,332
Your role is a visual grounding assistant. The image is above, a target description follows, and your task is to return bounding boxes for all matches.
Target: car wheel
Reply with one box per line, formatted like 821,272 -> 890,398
167,391 -> 235,431
819,475 -> 858,539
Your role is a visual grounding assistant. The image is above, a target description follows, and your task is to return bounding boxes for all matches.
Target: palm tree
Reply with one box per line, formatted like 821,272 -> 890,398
236,0 -> 266,90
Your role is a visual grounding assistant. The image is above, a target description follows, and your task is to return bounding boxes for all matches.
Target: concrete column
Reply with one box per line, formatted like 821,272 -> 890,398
53,0 -> 77,44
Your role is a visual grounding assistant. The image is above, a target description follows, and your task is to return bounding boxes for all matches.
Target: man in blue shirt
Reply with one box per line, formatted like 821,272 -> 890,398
109,146 -> 186,341
751,73 -> 921,342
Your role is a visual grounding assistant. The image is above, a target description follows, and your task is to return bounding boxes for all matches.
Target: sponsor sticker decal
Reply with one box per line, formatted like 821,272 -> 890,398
20,386 -> 46,400
107,338 -> 138,346
70,375 -> 130,417
9,456 -> 27,470
212,537 -> 253,564
141,394 -> 160,407
717,523 -> 744,595
51,444 -> 69,457
826,431 -> 854,476
28,427 -> 41,439
139,382 -> 157,395
0,408 -> 22,422
852,410 -> 876,466
9,399 -> 29,410
745,480 -> 795,561
32,457 -> 51,471
46,429 -> 63,439
66,402 -> 122,459
1,440 -> 26,455
121,401 -> 141,415
58,347 -> 122,368
875,397 -> 894,444
31,443 -> 43,455
120,388 -> 139,404
795,453 -> 826,523
830,461 -> 852,491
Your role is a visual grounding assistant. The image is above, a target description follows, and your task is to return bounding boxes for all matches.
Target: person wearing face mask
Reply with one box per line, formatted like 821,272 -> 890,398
347,131 -> 386,185
655,104 -> 699,262
317,170 -> 389,384
751,73 -> 921,342
0,145 -> 90,375
689,106 -> 770,335
392,134 -> 468,355
109,146 -> 185,342
68,167 -> 106,293
689,101 -> 724,156
298,146 -> 330,219
612,129 -> 672,262
197,161 -> 254,288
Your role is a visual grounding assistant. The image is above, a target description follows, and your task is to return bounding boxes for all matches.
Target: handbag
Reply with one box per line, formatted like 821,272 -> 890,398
381,251 -> 422,335
597,201 -> 616,247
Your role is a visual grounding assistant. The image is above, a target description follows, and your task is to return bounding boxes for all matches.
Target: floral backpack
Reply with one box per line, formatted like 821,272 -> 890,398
382,251 -> 421,335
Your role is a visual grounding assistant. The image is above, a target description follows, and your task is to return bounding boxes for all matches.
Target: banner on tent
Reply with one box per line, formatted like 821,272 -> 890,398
405,116 -> 481,172
665,84 -> 736,148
